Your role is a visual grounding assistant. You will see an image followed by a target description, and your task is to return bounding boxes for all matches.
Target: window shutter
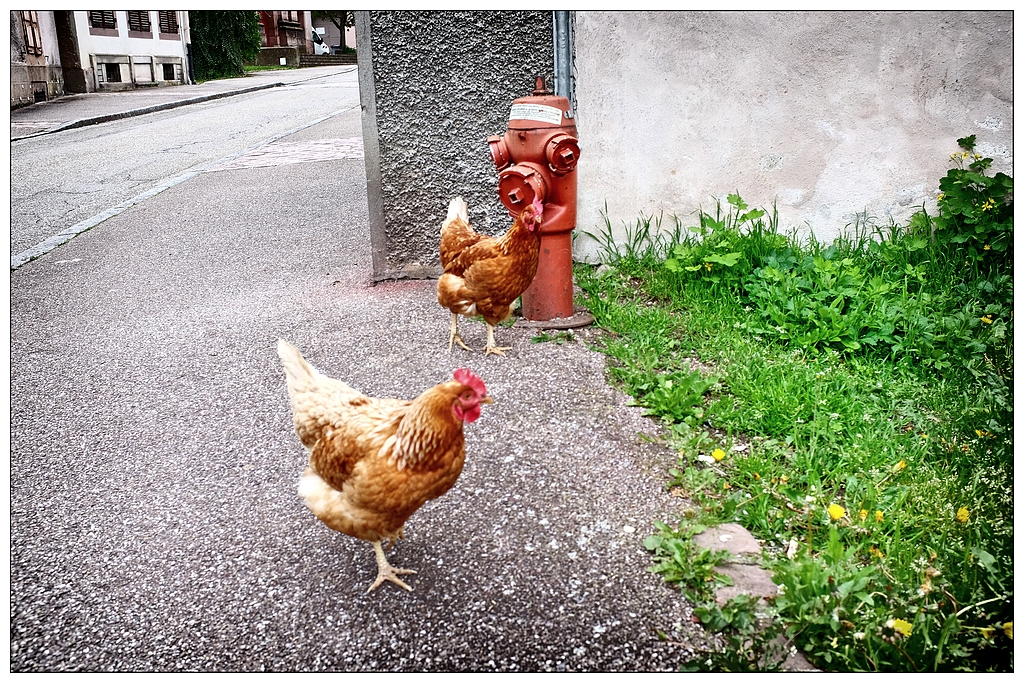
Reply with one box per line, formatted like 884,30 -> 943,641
158,11 -> 179,34
128,11 -> 151,33
88,11 -> 117,30
21,11 -> 43,56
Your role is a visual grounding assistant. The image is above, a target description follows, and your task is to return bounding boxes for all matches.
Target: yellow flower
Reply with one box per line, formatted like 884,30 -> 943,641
920,433 -> 928,440
937,193 -> 945,201
893,618 -> 913,637
712,448 -> 726,462
981,315 -> 993,324
1004,621 -> 1013,640
723,481 -> 731,490
875,511 -> 884,523
827,504 -> 845,521
859,509 -> 869,522
956,507 -> 970,523
983,244 -> 991,250
981,626 -> 996,639
893,460 -> 907,473
705,262 -> 713,271
780,475 -> 789,484
869,546 -> 884,559
753,472 -> 761,480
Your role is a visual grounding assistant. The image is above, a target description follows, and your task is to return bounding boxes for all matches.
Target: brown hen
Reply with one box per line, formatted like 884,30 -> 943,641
437,195 -> 544,355
278,339 -> 491,592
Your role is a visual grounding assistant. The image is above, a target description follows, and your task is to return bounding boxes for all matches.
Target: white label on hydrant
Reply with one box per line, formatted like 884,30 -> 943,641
509,103 -> 563,125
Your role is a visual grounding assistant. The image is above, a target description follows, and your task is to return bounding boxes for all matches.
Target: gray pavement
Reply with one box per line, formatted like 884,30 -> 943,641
10,66 -> 354,140
10,76 -> 797,672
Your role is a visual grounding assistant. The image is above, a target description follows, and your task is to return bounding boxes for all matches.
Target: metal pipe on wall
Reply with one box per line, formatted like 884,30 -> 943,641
552,11 -> 573,114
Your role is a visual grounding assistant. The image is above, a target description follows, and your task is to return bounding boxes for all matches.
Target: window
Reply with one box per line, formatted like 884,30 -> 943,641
104,63 -> 122,83
127,11 -> 151,33
158,11 -> 179,35
162,63 -> 176,81
89,11 -> 117,30
21,11 -> 43,57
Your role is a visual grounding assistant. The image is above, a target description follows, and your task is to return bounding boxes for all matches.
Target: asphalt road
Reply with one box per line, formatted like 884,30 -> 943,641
9,75 -> 709,672
10,67 -> 360,260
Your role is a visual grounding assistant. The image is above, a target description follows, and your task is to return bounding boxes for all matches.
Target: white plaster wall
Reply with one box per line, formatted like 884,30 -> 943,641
38,11 -> 61,67
572,10 -> 1013,262
72,11 -> 188,64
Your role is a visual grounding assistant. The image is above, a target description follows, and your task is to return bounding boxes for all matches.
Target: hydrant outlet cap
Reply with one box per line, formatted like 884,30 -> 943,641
497,164 -> 547,214
545,133 -> 581,175
487,135 -> 511,170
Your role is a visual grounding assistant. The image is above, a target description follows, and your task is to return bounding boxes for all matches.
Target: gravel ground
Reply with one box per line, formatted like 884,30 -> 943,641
9,107 -> 711,672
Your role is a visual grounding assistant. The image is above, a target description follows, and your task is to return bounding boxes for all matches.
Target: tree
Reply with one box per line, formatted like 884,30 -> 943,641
189,10 -> 261,81
311,11 -> 354,52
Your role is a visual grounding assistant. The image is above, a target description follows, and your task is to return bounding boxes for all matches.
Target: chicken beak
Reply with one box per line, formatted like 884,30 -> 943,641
481,395 -> 494,404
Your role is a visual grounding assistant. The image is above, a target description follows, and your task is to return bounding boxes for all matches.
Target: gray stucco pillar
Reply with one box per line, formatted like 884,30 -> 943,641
356,10 -> 556,281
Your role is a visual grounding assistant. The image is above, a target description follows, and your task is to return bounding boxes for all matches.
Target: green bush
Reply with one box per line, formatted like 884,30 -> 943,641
189,11 -> 262,81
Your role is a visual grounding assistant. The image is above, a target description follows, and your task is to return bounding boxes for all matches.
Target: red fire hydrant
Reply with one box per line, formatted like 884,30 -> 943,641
488,76 -> 581,321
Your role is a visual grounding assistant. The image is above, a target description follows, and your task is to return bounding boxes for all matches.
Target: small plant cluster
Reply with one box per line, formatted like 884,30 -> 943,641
644,520 -> 791,672
576,137 -> 1012,672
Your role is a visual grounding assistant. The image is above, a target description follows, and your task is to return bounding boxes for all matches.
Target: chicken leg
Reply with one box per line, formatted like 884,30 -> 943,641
368,540 -> 417,592
448,312 -> 473,353
483,323 -> 511,356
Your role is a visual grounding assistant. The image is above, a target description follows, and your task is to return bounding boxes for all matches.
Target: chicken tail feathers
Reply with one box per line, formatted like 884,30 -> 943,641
278,339 -> 365,405
277,338 -> 323,394
445,196 -> 469,228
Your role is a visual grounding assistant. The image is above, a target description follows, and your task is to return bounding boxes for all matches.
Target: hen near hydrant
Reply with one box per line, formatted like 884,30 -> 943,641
437,195 -> 543,356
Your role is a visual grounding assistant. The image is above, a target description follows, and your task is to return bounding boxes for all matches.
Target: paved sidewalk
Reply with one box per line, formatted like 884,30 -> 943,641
10,66 -> 811,672
10,65 -> 354,140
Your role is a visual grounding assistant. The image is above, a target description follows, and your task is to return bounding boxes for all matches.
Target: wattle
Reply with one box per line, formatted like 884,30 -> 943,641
453,403 -> 481,423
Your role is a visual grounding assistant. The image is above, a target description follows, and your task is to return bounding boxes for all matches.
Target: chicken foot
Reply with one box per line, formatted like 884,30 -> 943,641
483,323 -> 511,356
448,312 -> 473,353
368,540 -> 417,592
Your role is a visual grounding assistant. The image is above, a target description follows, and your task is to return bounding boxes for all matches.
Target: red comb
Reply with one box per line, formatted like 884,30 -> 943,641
453,368 -> 487,396
531,197 -> 544,214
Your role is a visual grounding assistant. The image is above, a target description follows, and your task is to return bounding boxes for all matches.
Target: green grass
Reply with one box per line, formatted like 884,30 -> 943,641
577,137 -> 1012,672
242,64 -> 296,73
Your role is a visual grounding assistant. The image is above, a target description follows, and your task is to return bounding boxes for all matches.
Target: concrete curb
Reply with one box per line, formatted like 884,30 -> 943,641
10,82 -> 284,142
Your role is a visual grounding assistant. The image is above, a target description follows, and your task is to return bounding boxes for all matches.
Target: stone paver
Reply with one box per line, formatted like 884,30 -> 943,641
206,137 -> 365,171
692,524 -> 818,672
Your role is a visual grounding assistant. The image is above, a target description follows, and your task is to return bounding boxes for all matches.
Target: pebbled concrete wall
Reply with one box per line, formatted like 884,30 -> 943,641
571,11 -> 1013,262
358,10 -> 554,280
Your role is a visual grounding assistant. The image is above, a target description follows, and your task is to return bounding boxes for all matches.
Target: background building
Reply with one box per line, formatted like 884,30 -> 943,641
255,10 -> 311,67
11,10 -> 65,106
10,9 -> 191,107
